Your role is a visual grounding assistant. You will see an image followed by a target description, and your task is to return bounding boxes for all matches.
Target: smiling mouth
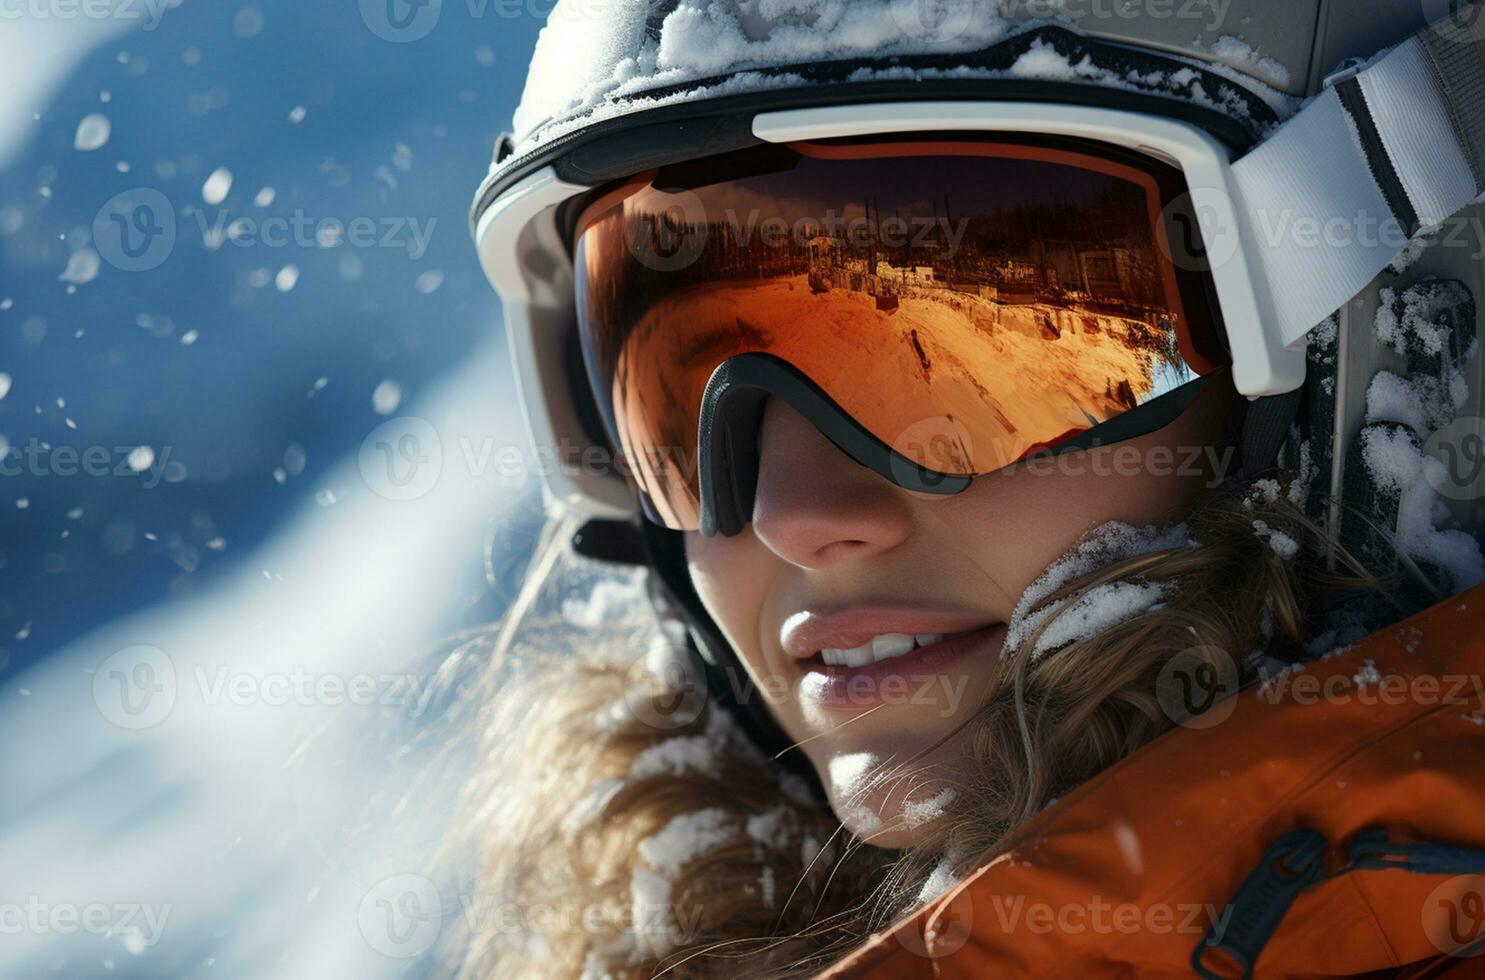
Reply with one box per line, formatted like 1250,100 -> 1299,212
811,630 -> 979,668
795,622 -> 1006,709
799,622 -> 1006,678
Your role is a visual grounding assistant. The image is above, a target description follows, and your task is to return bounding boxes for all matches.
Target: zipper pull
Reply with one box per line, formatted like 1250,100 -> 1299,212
1192,828 -> 1330,980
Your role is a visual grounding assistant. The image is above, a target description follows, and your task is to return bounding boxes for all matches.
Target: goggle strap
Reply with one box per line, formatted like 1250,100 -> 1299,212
1234,7 -> 1485,351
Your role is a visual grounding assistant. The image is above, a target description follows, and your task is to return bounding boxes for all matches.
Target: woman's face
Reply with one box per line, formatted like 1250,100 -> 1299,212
684,379 -> 1240,848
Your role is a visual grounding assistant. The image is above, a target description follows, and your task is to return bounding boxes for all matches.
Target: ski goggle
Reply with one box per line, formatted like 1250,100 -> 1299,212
572,135 -> 1229,535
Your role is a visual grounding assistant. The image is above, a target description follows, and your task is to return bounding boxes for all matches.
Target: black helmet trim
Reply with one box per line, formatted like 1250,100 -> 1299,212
470,25 -> 1279,236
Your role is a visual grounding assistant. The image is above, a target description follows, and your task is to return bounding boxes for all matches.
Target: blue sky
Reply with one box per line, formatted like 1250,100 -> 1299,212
0,1 -> 545,676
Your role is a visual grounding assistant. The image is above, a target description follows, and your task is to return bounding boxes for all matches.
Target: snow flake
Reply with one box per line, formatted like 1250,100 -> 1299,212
759,866 -> 776,907
126,446 -> 155,472
745,806 -> 799,847
900,787 -> 957,829
628,869 -> 677,957
1243,478 -> 1282,510
234,5 -> 264,38
1252,520 -> 1299,560
1353,659 -> 1383,689
629,735 -> 720,780
371,380 -> 402,416
74,113 -> 111,151
59,248 -> 101,285
561,578 -> 641,629
1375,281 -> 1470,359
1365,370 -> 1461,436
916,856 -> 961,904
638,808 -> 736,876
1008,39 -> 1095,81
1204,35 -> 1291,89
202,167 -> 233,205
1032,580 -> 1166,655
1360,425 -> 1484,591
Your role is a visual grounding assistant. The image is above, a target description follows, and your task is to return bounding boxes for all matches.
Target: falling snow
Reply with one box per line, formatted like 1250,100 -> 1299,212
202,166 -> 233,205
58,248 -> 101,285
73,113 -> 111,151
126,447 -> 155,472
371,380 -> 402,416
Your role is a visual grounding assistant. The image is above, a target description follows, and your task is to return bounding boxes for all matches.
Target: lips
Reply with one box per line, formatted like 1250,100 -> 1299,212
781,607 -> 1003,710
780,607 -> 995,661
798,624 -> 1006,709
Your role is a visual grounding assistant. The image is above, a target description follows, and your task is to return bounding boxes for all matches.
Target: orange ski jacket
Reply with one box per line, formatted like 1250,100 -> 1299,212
822,587 -> 1485,979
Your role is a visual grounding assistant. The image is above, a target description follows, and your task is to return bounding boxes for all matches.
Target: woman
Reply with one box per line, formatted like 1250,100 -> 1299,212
457,3 -> 1485,976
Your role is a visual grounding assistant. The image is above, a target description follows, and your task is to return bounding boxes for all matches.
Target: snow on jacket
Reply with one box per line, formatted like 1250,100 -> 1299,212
821,586 -> 1485,978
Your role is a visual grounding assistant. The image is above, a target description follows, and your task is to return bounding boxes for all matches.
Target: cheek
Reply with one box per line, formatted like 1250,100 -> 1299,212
928,395 -> 1233,602
683,530 -> 774,673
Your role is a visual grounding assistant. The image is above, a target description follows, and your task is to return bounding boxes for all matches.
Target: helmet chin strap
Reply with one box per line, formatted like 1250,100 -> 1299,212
1240,389 -> 1305,482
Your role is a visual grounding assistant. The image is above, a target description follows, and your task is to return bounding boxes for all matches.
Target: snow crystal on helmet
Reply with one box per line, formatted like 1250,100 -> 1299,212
506,0 -> 1431,160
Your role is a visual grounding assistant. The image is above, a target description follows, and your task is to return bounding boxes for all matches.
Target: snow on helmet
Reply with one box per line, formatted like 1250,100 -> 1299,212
471,1 -> 1485,752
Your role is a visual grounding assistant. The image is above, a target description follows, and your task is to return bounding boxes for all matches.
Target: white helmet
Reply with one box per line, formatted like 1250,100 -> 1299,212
474,0 -> 1484,526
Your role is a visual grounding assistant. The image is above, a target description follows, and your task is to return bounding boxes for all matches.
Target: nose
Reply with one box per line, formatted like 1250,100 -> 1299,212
749,398 -> 914,568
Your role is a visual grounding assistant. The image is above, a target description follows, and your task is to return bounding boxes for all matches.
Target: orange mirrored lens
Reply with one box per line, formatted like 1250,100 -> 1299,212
574,137 -> 1224,530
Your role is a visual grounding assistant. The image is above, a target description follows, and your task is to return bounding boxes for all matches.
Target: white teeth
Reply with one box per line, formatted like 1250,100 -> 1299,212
819,643 -> 874,668
819,632 -> 926,667
872,633 -> 916,659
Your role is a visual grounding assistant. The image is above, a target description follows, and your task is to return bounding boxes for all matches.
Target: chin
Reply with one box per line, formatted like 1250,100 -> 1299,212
816,745 -> 964,850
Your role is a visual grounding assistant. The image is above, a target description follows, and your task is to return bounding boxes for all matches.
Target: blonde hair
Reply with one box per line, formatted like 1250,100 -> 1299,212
443,486 -> 1386,979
